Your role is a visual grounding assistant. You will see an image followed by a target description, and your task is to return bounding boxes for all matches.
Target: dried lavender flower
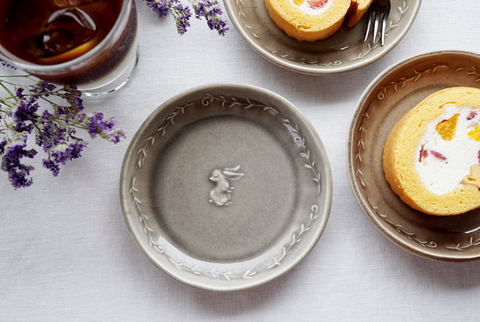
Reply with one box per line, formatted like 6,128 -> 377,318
190,0 -> 228,36
0,58 -> 16,70
0,70 -> 126,189
143,0 -> 228,36
170,1 -> 192,35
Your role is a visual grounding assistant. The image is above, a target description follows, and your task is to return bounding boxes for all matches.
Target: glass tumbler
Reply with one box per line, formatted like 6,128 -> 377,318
0,0 -> 139,97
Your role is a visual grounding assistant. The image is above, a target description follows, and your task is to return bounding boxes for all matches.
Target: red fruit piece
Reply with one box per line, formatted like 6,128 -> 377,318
307,0 -> 328,8
431,150 -> 447,162
467,111 -> 478,120
478,150 -> 480,163
419,146 -> 428,162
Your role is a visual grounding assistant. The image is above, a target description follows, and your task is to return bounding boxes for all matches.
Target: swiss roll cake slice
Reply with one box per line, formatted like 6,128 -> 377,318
383,87 -> 480,216
346,0 -> 373,27
265,0 -> 351,42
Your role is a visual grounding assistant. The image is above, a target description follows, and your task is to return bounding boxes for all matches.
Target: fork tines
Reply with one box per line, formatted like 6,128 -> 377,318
364,1 -> 391,47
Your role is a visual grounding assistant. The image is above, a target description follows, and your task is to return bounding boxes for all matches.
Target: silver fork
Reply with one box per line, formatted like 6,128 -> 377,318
363,0 -> 391,47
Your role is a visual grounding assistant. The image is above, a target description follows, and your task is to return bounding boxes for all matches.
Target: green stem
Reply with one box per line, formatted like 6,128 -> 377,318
0,97 -> 15,108
32,122 -> 47,142
0,79 -> 25,87
0,74 -> 32,78
38,95 -> 61,106
2,119 -> 11,141
0,82 -> 17,102
5,92 -> 60,100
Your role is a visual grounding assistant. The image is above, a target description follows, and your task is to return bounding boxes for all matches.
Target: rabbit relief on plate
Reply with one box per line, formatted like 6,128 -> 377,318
209,165 -> 244,206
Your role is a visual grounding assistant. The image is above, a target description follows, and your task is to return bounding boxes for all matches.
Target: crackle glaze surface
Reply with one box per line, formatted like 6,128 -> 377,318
120,84 -> 332,290
224,0 -> 421,74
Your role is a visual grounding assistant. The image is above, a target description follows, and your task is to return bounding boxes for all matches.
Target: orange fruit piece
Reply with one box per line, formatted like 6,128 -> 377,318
468,125 -> 480,141
436,113 -> 459,141
293,0 -> 305,5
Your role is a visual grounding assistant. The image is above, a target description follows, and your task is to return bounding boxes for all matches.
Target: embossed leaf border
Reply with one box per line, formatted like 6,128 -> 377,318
355,64 -> 480,253
128,94 -> 324,280
235,0 -> 410,68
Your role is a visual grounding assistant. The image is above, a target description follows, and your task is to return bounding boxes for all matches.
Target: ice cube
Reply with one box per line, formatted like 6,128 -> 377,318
39,8 -> 97,57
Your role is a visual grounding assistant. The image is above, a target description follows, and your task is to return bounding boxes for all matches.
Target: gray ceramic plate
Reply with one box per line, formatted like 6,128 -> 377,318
224,0 -> 421,74
120,84 -> 332,290
347,51 -> 480,262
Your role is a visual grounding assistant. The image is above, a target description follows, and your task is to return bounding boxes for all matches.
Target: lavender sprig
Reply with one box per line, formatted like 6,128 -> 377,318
0,58 -> 16,70
190,0 -> 228,36
170,1 -> 192,35
0,72 -> 125,189
143,0 -> 228,36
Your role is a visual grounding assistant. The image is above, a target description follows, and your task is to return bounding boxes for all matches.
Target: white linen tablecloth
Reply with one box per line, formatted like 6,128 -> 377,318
2,0 -> 480,321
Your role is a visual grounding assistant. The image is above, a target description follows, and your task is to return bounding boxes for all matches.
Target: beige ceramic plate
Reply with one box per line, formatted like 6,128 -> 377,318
224,0 -> 421,74
347,51 -> 480,262
120,84 -> 332,291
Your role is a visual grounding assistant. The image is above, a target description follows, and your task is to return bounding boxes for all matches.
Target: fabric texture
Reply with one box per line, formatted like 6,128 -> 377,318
1,0 -> 480,321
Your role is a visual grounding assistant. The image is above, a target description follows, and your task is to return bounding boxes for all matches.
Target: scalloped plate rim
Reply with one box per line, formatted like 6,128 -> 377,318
347,50 -> 480,262
223,0 -> 422,75
120,83 -> 333,290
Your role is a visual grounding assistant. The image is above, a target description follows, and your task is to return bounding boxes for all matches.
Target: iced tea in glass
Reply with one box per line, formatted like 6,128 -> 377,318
0,0 -> 138,96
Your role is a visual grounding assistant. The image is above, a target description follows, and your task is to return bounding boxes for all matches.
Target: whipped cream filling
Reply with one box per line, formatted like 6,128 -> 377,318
291,0 -> 332,15
415,105 -> 480,195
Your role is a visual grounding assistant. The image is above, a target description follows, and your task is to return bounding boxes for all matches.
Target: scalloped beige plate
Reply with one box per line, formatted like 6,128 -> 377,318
120,84 -> 332,290
347,51 -> 480,262
224,0 -> 421,74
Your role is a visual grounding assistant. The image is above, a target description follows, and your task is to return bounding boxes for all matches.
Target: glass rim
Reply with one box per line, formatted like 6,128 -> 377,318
0,0 -> 131,72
